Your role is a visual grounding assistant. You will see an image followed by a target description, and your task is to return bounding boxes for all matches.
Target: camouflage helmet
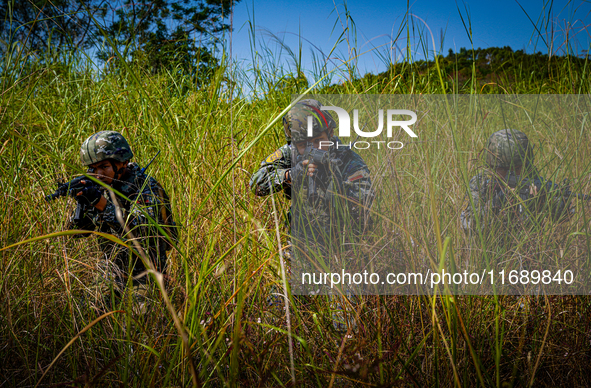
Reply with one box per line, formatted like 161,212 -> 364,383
283,99 -> 336,143
80,131 -> 133,166
485,129 -> 533,169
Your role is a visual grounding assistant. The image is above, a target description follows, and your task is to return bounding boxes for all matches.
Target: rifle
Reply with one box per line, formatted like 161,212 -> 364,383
44,175 -> 97,226
299,143 -> 329,202
506,175 -> 590,201
45,151 -> 161,223
45,175 -> 95,202
295,143 -> 349,202
45,151 -> 161,202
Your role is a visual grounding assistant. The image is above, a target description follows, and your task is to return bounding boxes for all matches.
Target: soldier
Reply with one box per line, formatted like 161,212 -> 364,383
460,128 -> 570,233
250,99 -> 374,330
68,131 -> 176,308
250,99 -> 373,228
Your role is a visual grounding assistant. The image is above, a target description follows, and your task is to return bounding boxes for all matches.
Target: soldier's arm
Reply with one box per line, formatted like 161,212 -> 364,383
249,145 -> 292,197
535,178 -> 572,221
343,168 -> 373,210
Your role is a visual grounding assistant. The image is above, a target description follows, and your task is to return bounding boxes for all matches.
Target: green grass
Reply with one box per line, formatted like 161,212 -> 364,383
1,6 -> 591,387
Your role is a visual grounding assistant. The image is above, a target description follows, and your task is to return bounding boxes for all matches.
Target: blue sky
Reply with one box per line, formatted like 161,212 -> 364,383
225,0 -> 591,79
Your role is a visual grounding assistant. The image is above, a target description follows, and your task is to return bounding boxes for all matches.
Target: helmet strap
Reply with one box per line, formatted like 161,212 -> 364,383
109,160 -> 120,182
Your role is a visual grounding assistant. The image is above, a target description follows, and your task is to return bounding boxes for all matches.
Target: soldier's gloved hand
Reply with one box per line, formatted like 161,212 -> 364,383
303,160 -> 319,177
529,184 -> 538,196
70,183 -> 102,207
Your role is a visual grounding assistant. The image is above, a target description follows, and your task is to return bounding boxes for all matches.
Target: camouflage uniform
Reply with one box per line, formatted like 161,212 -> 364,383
70,163 -> 175,283
290,139 -> 373,239
250,101 -> 373,307
69,131 -> 176,294
249,99 -> 374,234
250,140 -> 373,216
461,129 -> 569,232
250,144 -> 293,199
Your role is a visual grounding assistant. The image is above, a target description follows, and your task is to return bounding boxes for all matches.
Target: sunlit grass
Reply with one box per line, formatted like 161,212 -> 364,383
1,4 -> 591,387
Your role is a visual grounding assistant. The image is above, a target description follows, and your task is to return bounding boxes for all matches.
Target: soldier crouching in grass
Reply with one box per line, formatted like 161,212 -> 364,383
250,99 -> 374,331
460,128 -> 580,298
461,128 -> 571,235
67,131 -> 177,313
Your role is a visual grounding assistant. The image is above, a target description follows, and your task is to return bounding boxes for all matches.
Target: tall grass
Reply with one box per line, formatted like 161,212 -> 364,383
1,3 -> 591,387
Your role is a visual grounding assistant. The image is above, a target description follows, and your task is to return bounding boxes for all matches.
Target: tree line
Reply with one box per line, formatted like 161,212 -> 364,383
325,46 -> 590,94
2,1 -> 589,93
1,0 -> 236,84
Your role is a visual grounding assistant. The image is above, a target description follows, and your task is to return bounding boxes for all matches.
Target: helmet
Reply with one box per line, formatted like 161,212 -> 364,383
485,129 -> 533,169
283,99 -> 336,143
80,131 -> 134,166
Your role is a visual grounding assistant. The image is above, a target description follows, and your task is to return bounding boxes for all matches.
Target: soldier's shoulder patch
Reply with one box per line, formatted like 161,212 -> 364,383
347,169 -> 369,182
265,149 -> 283,163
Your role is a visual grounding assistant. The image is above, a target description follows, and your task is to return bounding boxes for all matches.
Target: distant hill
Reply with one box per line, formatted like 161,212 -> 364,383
320,46 -> 590,94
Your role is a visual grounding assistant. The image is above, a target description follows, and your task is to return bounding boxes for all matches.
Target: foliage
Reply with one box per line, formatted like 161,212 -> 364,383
98,0 -> 237,82
0,0 -> 102,53
320,46 -> 590,94
2,3 -> 591,388
0,0 -> 237,83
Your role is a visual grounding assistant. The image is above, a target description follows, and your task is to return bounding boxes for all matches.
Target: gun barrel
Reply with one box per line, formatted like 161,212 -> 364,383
45,192 -> 61,202
45,175 -> 91,202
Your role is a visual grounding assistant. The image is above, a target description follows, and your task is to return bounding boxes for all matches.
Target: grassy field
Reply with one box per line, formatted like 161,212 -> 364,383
2,9 -> 591,386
